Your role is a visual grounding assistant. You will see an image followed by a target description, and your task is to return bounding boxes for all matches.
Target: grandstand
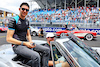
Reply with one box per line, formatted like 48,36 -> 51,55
28,0 -> 100,28
34,0 -> 99,9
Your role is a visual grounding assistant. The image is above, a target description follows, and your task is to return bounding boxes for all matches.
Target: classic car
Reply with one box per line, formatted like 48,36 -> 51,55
0,26 -> 8,32
0,34 -> 100,67
29,26 -> 45,37
55,27 -> 97,41
29,26 -> 39,36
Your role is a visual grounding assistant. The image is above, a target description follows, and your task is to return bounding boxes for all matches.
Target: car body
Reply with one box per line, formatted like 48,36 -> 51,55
0,34 -> 100,67
0,26 -> 8,32
50,34 -> 100,67
56,28 -> 97,41
0,40 -> 46,67
29,26 -> 39,36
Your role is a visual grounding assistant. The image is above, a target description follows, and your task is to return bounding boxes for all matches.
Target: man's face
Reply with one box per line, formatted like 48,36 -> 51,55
47,37 -> 55,42
19,5 -> 29,17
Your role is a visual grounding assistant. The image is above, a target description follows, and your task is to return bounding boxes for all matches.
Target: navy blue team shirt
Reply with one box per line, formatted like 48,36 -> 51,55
8,15 -> 29,41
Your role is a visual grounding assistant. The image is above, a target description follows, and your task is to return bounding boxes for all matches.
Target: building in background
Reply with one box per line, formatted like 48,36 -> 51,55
0,7 -> 16,26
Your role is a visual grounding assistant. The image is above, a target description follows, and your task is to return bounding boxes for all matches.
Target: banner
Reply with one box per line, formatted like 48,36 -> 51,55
37,27 -> 100,35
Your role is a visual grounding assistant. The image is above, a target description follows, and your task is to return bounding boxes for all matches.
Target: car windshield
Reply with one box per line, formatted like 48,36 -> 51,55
63,40 -> 100,67
69,33 -> 100,64
29,26 -> 38,29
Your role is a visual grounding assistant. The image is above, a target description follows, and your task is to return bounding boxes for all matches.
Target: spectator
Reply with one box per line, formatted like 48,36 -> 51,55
96,20 -> 100,27
63,21 -> 70,30
38,28 -> 44,38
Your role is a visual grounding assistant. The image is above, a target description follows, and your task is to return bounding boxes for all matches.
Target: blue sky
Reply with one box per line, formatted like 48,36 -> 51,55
0,0 -> 40,14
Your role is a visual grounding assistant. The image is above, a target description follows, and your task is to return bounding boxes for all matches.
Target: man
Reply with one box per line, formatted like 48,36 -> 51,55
72,24 -> 79,31
63,21 -> 70,30
38,28 -> 44,38
96,20 -> 100,27
43,33 -> 70,67
6,2 -> 50,67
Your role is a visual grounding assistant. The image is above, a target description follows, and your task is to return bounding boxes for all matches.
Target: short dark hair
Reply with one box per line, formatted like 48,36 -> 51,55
20,2 -> 30,8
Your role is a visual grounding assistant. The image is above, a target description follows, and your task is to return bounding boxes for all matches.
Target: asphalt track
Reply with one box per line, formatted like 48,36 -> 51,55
0,32 -> 100,47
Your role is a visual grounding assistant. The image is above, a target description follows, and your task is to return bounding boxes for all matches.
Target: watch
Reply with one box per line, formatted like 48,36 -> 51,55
21,41 -> 23,46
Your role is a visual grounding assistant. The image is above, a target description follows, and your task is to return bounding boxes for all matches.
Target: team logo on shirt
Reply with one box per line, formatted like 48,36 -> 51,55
26,21 -> 28,25
17,20 -> 21,24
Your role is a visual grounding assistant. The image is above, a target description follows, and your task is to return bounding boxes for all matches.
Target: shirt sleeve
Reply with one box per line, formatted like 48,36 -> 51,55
8,18 -> 16,30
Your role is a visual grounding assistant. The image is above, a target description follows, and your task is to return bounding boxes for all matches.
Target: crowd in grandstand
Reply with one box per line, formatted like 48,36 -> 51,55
27,6 -> 100,27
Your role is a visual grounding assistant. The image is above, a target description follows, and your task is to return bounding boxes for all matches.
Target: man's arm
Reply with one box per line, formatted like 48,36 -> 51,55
6,18 -> 22,45
6,29 -> 35,48
27,29 -> 32,42
48,60 -> 70,67
6,29 -> 22,45
48,60 -> 60,66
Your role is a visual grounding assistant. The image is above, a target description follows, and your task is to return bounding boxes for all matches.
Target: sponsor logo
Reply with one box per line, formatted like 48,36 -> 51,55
37,27 -> 100,35
17,20 -> 21,24
26,21 -> 28,25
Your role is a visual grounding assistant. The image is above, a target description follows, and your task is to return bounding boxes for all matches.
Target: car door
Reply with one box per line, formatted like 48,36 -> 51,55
50,38 -> 100,67
50,41 -> 80,67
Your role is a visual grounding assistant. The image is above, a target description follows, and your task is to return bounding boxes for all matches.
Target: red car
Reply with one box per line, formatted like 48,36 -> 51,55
0,26 -> 8,32
56,28 -> 97,41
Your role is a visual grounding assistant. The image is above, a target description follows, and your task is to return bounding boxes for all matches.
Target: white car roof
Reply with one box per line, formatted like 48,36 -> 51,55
56,38 -> 69,44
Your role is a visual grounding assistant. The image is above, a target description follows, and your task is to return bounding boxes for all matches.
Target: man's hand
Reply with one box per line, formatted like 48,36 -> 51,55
59,61 -> 64,63
23,42 -> 36,48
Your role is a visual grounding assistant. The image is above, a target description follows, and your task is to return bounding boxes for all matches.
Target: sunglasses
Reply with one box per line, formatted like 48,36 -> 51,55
21,8 -> 29,12
50,37 -> 54,38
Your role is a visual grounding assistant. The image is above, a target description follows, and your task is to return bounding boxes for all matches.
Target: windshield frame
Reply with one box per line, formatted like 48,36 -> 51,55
62,40 -> 100,67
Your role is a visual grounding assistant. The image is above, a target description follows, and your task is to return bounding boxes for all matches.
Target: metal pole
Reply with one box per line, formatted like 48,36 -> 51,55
28,0 -> 32,11
46,0 -> 47,11
31,1 -> 32,11
64,0 -> 66,10
84,0 -> 86,8
75,0 -> 77,9
55,0 -> 56,11
64,0 -> 66,27
97,0 -> 99,7
84,0 -> 86,26
45,0 -> 47,27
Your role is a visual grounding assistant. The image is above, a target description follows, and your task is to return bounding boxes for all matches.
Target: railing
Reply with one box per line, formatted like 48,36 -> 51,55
30,21 -> 100,28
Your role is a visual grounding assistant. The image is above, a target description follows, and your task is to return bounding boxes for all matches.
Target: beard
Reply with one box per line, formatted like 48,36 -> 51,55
21,13 -> 26,17
20,12 -> 27,18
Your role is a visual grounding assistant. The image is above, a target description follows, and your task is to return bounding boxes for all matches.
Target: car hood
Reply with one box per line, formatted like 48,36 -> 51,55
56,30 -> 71,33
0,27 -> 8,30
0,57 -> 17,67
0,40 -> 47,67
73,30 -> 96,33
32,40 -> 47,44
56,30 -> 97,34
32,28 -> 39,30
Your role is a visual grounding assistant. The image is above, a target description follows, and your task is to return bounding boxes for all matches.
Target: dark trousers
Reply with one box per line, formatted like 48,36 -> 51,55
13,44 -> 50,67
